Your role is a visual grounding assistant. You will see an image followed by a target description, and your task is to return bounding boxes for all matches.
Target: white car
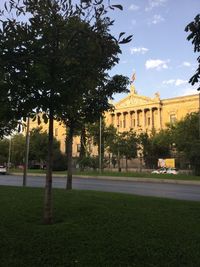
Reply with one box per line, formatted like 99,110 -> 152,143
0,166 -> 7,175
166,168 -> 178,175
151,168 -> 167,174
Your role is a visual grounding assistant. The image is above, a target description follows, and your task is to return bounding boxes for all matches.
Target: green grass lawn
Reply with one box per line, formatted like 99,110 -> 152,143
0,186 -> 200,266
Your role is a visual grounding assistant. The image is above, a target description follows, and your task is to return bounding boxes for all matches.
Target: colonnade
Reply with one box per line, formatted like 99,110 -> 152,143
110,106 -> 162,132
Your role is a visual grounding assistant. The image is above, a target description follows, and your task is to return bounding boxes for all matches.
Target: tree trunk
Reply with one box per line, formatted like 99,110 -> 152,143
125,157 -> 128,172
23,116 -> 30,186
80,127 -> 86,160
66,125 -> 74,190
117,154 -> 121,172
44,111 -> 53,224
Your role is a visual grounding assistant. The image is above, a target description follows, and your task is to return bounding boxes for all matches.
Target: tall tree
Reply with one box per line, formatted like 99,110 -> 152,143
64,75 -> 129,188
0,138 -> 9,164
107,129 -> 137,171
0,0 -> 131,223
170,112 -> 200,175
138,130 -> 171,168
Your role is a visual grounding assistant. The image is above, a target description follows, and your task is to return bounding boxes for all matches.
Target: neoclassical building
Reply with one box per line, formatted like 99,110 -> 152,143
105,83 -> 199,134
28,83 -> 199,156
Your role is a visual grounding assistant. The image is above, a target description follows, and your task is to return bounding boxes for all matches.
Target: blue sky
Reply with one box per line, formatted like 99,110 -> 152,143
108,0 -> 200,101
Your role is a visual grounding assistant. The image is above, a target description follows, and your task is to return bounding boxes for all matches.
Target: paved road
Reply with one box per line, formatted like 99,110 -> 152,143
0,174 -> 200,201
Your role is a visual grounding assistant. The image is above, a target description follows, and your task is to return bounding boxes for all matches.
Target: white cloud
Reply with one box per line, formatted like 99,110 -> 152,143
130,47 -> 149,54
149,14 -> 165,25
145,59 -> 169,70
145,0 -> 167,11
129,4 -> 140,11
182,88 -> 198,96
162,79 -> 175,85
182,61 -> 191,67
162,79 -> 188,86
175,79 -> 188,86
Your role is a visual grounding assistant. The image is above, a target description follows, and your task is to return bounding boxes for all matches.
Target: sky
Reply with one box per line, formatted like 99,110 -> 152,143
108,0 -> 200,102
0,0 -> 199,102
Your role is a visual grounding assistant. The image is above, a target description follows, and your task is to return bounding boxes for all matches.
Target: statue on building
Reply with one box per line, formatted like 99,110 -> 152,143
130,72 -> 137,94
154,91 -> 160,100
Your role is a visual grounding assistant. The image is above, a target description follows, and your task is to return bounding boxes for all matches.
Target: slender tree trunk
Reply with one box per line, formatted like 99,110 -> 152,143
117,151 -> 121,172
23,116 -> 30,186
66,125 -> 74,190
79,127 -> 86,171
125,157 -> 128,172
80,127 -> 86,158
44,111 -> 54,224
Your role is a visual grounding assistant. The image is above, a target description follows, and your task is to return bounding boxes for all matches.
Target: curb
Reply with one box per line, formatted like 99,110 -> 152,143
10,172 -> 200,186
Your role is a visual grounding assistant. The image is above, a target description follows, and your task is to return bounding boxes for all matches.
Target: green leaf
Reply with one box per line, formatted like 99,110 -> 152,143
111,5 -> 123,11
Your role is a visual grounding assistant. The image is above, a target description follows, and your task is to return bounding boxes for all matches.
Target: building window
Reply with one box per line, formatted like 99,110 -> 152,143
55,128 -> 58,136
170,114 -> 176,124
77,144 -> 81,153
148,117 -> 150,126
133,119 -> 135,127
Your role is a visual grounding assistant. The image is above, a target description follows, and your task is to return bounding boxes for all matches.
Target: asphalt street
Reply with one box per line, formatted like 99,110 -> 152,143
0,174 -> 200,201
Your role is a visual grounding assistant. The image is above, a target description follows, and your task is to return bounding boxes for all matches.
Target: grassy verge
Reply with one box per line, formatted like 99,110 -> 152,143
0,186 -> 200,267
10,168 -> 200,181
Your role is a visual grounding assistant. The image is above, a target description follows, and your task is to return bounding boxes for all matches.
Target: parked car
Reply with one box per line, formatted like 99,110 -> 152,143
0,165 -> 7,175
152,167 -> 178,175
166,168 -> 178,175
151,167 -> 167,174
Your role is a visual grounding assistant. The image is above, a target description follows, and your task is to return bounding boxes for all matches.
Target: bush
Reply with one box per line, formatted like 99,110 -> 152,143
78,156 -> 99,171
52,150 -> 67,171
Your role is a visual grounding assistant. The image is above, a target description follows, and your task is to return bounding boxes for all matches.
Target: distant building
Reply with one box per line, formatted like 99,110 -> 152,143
105,86 -> 199,134
28,85 -> 199,156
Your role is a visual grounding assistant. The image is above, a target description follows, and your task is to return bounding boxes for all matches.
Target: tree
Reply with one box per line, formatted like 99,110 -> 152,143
29,127 -> 65,170
0,0 -> 131,224
7,134 -> 26,167
119,131 -> 137,171
170,112 -> 200,175
0,75 -> 18,138
0,138 -> 9,164
106,128 -> 137,171
138,130 -> 171,168
185,14 -> 200,90
58,29 -> 130,187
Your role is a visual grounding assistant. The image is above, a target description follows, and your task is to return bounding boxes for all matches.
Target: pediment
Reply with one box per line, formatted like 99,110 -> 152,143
115,93 -> 158,109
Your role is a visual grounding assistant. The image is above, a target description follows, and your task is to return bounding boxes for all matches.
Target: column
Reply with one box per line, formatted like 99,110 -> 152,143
142,109 -> 145,131
158,107 -> 161,130
123,113 -> 126,129
150,108 -> 153,129
135,110 -> 138,128
129,112 -> 132,129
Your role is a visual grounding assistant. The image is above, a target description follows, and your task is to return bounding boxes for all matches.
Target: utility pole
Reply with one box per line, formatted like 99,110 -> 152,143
99,116 -> 102,173
23,117 -> 30,186
7,137 -> 12,172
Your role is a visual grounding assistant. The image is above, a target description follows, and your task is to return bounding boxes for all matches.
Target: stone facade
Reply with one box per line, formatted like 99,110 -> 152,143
105,87 -> 199,134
